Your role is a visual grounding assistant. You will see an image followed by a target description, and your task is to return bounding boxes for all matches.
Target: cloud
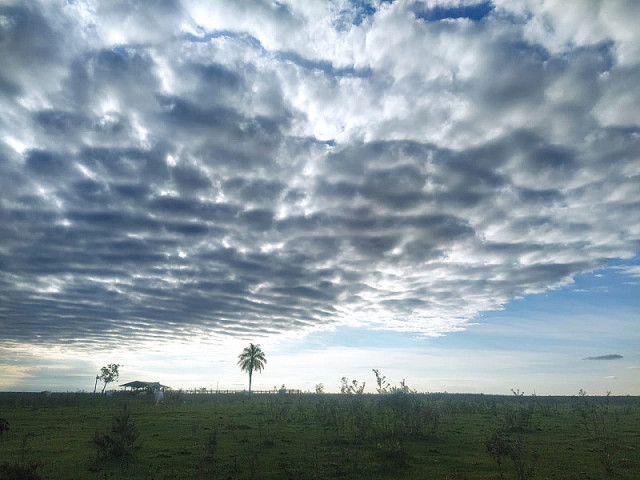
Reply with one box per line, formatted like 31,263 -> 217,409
0,1 -> 639,350
616,265 -> 640,278
583,355 -> 624,361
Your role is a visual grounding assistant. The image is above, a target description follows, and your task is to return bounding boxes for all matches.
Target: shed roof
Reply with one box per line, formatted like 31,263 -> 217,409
120,381 -> 169,389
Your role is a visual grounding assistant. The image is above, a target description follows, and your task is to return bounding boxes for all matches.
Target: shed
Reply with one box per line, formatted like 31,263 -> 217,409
120,381 -> 170,391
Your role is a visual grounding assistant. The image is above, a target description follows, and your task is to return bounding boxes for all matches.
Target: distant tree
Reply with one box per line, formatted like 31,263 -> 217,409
97,364 -> 121,395
237,343 -> 266,394
315,383 -> 325,394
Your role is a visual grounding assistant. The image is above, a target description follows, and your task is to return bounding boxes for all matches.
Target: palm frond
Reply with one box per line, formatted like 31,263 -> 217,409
237,343 -> 267,374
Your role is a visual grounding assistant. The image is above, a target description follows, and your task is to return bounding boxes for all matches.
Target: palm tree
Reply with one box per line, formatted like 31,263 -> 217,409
237,343 -> 267,394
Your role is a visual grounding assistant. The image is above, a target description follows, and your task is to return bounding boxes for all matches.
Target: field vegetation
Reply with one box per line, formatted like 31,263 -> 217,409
0,390 -> 638,479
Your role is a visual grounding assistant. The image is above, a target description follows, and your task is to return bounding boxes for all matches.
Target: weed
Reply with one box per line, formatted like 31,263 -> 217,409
0,432 -> 45,480
373,368 -> 391,394
204,427 -> 218,458
509,435 -> 538,480
486,429 -> 538,480
376,438 -> 410,468
573,390 -> 620,474
486,429 -> 510,480
504,405 -> 533,432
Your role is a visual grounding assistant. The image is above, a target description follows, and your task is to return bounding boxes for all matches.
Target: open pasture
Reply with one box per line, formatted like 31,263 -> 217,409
0,392 -> 638,479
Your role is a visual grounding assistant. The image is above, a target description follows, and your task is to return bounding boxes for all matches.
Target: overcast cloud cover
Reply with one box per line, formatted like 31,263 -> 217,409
1,0 -> 639,374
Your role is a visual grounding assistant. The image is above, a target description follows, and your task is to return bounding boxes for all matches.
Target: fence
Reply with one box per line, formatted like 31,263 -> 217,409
176,389 -> 303,395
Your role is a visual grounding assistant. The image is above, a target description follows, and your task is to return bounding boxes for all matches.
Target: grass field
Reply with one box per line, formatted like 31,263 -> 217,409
0,391 -> 638,479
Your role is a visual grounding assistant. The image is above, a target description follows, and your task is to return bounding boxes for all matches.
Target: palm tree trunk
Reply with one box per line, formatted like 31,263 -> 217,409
249,369 -> 253,395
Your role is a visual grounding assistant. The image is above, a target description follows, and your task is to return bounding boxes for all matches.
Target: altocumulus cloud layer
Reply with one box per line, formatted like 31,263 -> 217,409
1,0 -> 639,350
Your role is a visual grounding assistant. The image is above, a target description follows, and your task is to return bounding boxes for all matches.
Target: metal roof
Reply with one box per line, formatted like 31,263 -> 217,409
120,381 -> 169,389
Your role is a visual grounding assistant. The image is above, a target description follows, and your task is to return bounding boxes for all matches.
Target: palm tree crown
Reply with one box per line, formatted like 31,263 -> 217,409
237,343 -> 267,394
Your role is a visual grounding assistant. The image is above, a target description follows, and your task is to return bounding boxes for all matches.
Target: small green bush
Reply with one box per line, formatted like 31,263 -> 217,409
93,404 -> 139,466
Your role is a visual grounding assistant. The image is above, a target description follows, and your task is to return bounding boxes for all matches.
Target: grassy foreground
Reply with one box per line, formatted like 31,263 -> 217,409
0,392 -> 638,479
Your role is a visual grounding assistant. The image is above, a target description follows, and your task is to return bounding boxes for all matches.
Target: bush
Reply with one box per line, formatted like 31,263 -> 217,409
0,461 -> 46,480
504,406 -> 533,432
92,404 -> 139,467
486,429 -> 538,480
376,438 -> 410,468
486,429 -> 510,480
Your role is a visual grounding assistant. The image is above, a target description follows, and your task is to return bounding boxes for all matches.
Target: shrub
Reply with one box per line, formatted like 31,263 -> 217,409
509,435 -> 538,480
93,404 -> 139,467
389,379 -> 416,394
340,376 -> 366,394
504,405 -> 533,432
486,429 -> 510,480
0,461 -> 46,480
376,438 -> 410,468
486,429 -> 538,480
373,369 -> 390,394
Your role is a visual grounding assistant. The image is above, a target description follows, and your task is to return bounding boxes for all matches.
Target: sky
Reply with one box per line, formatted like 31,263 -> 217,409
0,0 -> 639,395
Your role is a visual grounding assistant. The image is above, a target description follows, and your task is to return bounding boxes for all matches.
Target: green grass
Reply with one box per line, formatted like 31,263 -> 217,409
0,392 -> 638,479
